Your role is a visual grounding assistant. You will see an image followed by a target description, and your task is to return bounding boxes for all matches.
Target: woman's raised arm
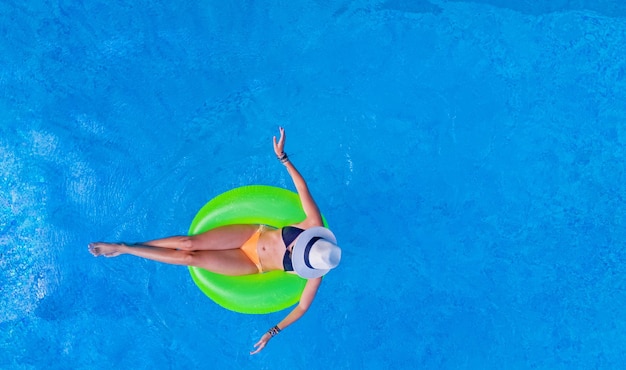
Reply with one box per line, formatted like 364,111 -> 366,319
273,127 -> 323,228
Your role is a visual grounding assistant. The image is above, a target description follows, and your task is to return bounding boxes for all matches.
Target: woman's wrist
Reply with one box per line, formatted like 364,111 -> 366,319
277,152 -> 289,164
268,325 -> 281,337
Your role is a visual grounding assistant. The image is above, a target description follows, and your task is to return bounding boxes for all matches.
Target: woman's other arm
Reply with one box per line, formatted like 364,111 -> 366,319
250,277 -> 322,355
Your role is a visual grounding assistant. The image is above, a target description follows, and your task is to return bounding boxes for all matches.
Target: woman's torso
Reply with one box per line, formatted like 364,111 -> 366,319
257,225 -> 303,272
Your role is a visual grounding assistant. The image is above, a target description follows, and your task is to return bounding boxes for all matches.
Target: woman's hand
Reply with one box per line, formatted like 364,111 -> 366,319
250,332 -> 272,355
273,126 -> 286,157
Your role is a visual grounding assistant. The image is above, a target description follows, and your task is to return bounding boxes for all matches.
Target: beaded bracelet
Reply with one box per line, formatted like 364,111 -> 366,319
277,152 -> 289,164
268,325 -> 281,337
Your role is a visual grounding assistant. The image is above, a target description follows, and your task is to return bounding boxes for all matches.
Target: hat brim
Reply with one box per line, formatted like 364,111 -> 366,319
292,226 -> 337,279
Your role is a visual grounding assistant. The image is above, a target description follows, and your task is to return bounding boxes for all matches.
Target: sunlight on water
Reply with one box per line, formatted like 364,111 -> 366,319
0,134 -> 57,323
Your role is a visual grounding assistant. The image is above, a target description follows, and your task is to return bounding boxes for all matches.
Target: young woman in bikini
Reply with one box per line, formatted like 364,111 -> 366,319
89,127 -> 342,355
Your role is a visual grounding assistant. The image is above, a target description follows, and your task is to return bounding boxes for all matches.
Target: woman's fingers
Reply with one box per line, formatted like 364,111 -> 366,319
273,127 -> 286,155
279,127 -> 285,145
250,340 -> 266,355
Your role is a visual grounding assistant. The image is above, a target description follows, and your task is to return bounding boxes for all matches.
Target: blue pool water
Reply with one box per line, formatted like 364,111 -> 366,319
2,1 -> 625,368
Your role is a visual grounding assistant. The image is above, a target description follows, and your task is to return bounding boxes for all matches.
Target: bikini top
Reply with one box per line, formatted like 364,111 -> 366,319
281,226 -> 304,271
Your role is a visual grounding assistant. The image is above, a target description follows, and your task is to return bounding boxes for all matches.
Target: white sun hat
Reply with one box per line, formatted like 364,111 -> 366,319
292,226 -> 342,279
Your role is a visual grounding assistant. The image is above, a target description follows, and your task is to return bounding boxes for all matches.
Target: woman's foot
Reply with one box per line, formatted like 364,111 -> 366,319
88,242 -> 124,257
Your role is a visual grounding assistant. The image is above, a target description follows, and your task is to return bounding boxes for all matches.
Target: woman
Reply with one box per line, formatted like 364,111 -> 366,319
89,127 -> 342,355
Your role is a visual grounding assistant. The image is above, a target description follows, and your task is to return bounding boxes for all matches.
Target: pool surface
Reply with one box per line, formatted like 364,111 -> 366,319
1,0 -> 625,368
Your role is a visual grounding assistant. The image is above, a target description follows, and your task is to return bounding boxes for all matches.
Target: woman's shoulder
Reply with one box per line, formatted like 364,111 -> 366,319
291,219 -> 324,230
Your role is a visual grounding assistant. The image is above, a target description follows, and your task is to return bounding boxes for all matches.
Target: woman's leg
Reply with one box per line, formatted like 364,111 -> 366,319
137,224 -> 259,251
88,243 -> 260,275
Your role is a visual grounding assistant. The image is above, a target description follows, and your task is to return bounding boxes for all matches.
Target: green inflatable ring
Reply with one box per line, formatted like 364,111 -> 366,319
188,185 -> 320,314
